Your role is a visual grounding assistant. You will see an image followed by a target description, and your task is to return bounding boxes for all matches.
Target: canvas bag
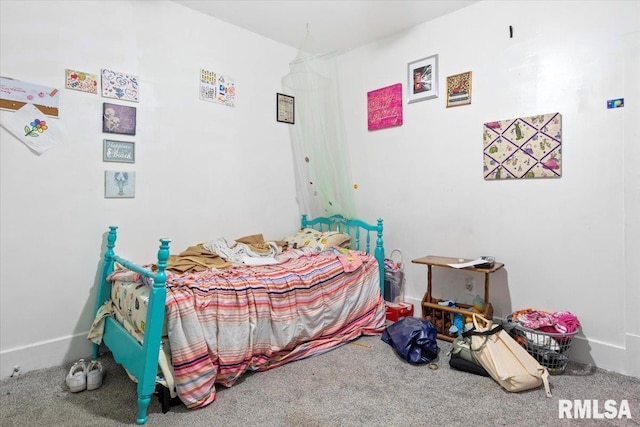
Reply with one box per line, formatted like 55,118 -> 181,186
462,314 -> 552,397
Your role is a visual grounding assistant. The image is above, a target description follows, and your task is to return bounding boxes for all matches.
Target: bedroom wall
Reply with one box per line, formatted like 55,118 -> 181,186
0,1 -> 299,378
338,1 -> 639,376
1,0 -> 637,380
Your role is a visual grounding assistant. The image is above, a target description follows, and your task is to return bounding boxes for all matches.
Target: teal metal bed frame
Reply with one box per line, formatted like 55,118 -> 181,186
92,214 -> 384,424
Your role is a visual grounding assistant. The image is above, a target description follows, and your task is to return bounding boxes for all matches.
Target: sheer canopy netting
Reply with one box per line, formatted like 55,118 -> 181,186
282,33 -> 356,219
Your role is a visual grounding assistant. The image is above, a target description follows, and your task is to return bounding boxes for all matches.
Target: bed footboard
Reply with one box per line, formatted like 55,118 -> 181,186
93,226 -> 171,425
301,214 -> 384,293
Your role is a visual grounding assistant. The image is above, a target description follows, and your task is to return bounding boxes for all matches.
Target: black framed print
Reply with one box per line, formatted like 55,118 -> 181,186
276,93 -> 294,124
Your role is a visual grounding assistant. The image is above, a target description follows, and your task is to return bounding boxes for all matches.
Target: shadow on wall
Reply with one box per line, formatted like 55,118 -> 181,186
65,230 -> 110,366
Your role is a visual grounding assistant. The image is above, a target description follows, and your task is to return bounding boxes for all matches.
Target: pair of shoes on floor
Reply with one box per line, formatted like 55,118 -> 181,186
66,359 -> 104,392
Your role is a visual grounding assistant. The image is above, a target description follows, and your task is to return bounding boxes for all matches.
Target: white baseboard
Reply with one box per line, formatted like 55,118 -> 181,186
403,296 -> 639,379
0,332 -> 93,379
2,312 -> 638,381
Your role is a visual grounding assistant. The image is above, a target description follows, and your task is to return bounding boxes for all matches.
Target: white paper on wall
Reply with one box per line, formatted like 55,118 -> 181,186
0,103 -> 62,154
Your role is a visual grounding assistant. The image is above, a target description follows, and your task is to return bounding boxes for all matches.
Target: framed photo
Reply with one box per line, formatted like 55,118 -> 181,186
407,54 -> 439,103
446,71 -> 472,107
105,170 -> 135,198
103,139 -> 135,163
103,102 -> 136,135
276,93 -> 294,124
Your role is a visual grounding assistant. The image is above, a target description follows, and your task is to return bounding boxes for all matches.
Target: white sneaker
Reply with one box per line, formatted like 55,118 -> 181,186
66,359 -> 87,393
86,360 -> 104,390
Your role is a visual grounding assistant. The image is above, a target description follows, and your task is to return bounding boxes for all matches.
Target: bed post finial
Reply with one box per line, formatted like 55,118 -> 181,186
106,226 -> 118,261
301,214 -> 308,229
156,238 -> 171,278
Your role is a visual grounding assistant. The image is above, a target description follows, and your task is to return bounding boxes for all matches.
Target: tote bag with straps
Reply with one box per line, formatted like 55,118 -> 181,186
462,313 -> 552,397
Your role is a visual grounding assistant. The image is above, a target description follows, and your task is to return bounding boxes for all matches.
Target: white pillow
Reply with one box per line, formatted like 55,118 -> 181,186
284,228 -> 351,251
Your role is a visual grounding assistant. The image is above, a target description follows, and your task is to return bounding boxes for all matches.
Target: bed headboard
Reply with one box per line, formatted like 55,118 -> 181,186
301,214 -> 385,294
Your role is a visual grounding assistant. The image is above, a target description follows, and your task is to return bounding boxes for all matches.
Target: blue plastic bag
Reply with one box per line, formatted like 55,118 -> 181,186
381,317 -> 439,364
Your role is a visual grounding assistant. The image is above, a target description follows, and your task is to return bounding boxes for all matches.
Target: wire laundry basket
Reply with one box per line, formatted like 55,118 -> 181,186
505,316 -> 578,375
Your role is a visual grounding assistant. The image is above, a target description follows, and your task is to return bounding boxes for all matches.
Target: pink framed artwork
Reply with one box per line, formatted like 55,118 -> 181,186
367,83 -> 403,131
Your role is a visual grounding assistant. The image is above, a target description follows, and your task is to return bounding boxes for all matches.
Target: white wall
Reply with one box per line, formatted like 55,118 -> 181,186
0,0 -> 299,378
1,0 -> 638,379
339,0 -> 639,376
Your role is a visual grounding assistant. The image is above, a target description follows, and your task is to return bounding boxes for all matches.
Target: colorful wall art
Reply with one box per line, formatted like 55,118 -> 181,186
101,69 -> 139,102
0,76 -> 60,117
0,103 -> 61,154
367,83 -> 403,130
65,69 -> 98,94
200,68 -> 235,108
483,112 -> 562,180
102,102 -> 136,135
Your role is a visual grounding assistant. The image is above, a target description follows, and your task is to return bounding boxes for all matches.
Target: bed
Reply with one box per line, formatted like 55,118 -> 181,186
90,214 -> 386,425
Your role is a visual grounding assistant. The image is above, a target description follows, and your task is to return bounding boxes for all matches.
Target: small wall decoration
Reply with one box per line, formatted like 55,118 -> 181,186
276,93 -> 294,124
407,54 -> 438,103
105,170 -> 135,198
483,112 -> 562,180
0,103 -> 61,154
367,83 -> 403,130
446,71 -> 472,107
200,68 -> 236,108
103,139 -> 135,163
103,102 -> 136,135
0,76 -> 60,117
101,69 -> 139,102
65,69 -> 98,94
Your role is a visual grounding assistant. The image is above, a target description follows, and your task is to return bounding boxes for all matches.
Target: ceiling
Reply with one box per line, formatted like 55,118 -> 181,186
172,1 -> 479,53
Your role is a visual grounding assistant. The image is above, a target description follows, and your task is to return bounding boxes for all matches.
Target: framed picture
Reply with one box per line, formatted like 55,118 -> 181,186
446,71 -> 472,107
276,93 -> 294,124
103,102 -> 136,135
105,170 -> 135,198
103,139 -> 135,163
407,54 -> 438,103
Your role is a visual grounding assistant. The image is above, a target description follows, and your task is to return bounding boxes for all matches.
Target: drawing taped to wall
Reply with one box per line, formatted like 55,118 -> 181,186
483,112 -> 562,180
105,170 -> 135,198
0,103 -> 61,154
0,76 -> 60,117
200,68 -> 235,107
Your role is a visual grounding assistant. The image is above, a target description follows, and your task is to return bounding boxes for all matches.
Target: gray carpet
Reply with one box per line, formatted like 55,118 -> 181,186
1,336 -> 639,427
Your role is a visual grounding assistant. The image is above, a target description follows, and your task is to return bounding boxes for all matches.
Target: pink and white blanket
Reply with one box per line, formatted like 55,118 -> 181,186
107,249 -> 385,409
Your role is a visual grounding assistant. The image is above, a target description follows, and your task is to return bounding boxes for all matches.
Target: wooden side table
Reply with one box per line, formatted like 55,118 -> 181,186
411,255 -> 505,342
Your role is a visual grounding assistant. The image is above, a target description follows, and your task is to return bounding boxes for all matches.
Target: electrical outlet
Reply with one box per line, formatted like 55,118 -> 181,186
464,277 -> 475,295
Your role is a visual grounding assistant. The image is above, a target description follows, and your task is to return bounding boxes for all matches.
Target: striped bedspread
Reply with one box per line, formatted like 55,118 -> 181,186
112,248 -> 385,409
